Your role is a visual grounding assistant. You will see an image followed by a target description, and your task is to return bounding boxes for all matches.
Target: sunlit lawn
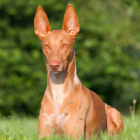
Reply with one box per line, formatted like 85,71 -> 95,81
0,114 -> 140,140
0,116 -> 38,140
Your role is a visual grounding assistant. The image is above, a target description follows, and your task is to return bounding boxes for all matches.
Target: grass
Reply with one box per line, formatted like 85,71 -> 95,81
0,116 -> 38,140
0,113 -> 140,140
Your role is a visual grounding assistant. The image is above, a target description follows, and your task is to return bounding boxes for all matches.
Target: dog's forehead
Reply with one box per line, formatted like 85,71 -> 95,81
43,30 -> 71,43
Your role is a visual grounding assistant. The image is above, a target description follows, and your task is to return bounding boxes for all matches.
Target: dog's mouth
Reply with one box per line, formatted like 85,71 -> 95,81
49,69 -> 62,73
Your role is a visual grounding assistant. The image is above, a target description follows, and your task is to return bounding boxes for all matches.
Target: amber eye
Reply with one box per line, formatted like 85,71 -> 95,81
63,43 -> 68,48
44,44 -> 50,49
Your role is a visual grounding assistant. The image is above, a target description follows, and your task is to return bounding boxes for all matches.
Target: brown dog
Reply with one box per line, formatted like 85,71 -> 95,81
34,4 -> 124,139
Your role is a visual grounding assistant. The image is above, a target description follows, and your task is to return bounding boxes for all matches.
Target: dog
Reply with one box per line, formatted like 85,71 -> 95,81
34,4 -> 124,139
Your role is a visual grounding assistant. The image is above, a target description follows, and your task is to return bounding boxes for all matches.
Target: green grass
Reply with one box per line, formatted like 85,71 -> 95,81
0,114 -> 140,140
0,116 -> 38,140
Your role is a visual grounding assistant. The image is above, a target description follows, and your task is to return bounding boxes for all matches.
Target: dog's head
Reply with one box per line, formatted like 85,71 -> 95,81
34,4 -> 80,72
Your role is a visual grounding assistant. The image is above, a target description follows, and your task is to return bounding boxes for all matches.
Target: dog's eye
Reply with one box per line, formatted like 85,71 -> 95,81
44,44 -> 50,49
62,43 -> 68,48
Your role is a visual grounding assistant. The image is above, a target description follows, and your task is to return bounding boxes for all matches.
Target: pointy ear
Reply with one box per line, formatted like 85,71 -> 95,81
62,4 -> 80,38
34,6 -> 51,40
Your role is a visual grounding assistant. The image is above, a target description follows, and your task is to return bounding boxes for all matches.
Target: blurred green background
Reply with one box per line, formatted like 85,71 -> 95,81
0,0 -> 140,116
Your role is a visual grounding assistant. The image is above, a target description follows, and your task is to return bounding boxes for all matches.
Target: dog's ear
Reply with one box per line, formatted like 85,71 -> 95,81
62,4 -> 80,38
34,6 -> 51,40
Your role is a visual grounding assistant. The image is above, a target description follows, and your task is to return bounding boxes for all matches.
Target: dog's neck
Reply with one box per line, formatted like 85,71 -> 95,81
46,53 -> 80,106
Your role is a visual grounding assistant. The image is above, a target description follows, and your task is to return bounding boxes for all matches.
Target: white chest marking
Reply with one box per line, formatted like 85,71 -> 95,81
42,113 -> 54,126
51,84 -> 65,106
43,108 -> 70,129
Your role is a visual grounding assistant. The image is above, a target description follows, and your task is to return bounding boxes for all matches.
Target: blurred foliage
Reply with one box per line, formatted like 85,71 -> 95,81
0,0 -> 140,116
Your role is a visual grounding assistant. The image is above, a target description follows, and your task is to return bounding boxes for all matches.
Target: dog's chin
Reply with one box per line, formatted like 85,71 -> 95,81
49,68 -> 65,74
50,70 -> 62,74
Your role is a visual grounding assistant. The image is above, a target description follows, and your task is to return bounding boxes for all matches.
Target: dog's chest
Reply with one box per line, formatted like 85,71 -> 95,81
49,83 -> 69,129
44,105 -> 70,130
55,105 -> 70,129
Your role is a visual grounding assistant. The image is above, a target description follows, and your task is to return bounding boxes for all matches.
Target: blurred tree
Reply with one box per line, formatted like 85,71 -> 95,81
75,0 -> 140,113
0,0 -> 140,116
0,0 -> 68,116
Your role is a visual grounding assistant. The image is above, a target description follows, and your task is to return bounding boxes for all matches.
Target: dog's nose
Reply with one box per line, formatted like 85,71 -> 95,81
49,59 -> 60,71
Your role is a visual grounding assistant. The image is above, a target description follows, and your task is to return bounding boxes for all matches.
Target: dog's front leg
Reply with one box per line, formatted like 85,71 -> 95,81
61,112 -> 86,140
38,112 -> 55,138
63,120 -> 85,139
38,95 -> 55,139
